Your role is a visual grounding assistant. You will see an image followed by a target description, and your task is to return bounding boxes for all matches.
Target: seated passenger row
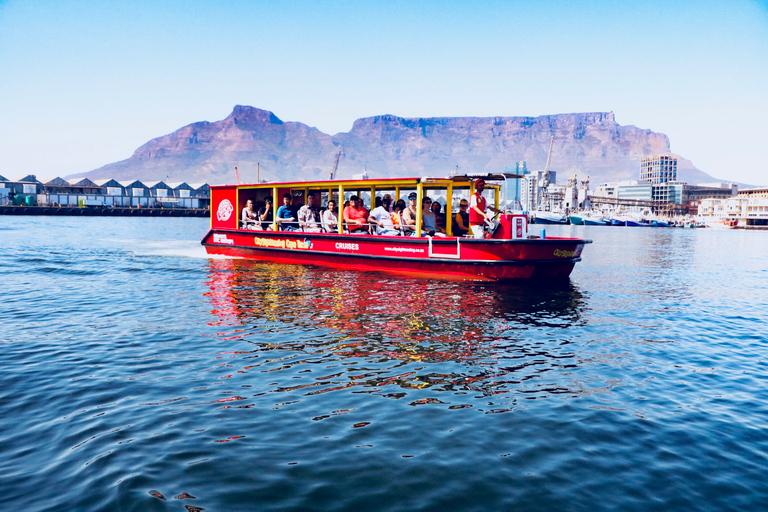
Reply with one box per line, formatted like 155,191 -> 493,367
241,192 -> 474,236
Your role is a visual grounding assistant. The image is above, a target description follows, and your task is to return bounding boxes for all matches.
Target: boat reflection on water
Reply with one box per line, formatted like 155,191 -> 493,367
204,259 -> 596,409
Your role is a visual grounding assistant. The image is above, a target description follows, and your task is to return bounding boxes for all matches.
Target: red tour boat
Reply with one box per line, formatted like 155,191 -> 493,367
201,174 -> 591,281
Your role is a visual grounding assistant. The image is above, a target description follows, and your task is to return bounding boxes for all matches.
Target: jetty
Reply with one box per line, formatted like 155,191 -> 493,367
0,205 -> 208,217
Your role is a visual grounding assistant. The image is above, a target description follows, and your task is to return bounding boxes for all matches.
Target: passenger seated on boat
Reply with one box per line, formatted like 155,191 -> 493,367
392,199 -> 411,235
322,199 -> 338,233
419,197 -> 445,237
259,197 -> 274,230
403,192 -> 419,231
369,195 -> 399,236
382,194 -> 393,212
298,192 -> 322,232
453,200 -> 470,237
343,195 -> 369,234
241,199 -> 260,230
431,201 -> 446,234
277,193 -> 298,231
370,197 -> 383,234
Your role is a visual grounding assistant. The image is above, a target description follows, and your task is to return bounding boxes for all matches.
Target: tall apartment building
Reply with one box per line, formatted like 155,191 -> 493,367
641,154 -> 678,184
504,162 -> 529,209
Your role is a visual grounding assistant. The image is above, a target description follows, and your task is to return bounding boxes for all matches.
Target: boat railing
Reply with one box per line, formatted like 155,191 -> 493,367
241,220 -> 459,237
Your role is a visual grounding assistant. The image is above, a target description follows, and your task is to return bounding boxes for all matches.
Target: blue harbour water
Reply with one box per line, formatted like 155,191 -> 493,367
1,216 -> 767,511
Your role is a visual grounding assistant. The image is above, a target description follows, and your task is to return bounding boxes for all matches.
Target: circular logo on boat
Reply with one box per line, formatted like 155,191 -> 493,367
217,199 -> 234,221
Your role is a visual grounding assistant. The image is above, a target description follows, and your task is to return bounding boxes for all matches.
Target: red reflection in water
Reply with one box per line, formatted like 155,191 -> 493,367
202,259 -> 588,400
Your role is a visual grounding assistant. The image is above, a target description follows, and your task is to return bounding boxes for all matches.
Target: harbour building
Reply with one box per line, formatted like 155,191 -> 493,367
591,154 -> 737,215
504,162 -> 529,209
641,155 -> 678,184
652,182 -> 685,204
0,175 -> 210,209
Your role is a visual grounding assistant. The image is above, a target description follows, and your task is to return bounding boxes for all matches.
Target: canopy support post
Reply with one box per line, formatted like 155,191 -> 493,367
338,185 -> 344,234
446,183 -> 453,237
416,182 -> 424,237
271,186 -> 278,231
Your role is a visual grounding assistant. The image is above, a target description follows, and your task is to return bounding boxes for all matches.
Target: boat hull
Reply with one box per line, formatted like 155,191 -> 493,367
202,230 -> 589,281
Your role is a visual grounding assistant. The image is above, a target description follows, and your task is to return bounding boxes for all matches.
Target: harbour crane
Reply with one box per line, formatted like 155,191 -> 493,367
329,148 -> 342,180
542,135 -> 554,187
539,136 -> 555,210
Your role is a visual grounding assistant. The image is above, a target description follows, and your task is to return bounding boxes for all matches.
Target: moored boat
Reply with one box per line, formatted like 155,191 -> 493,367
583,214 -> 609,226
625,217 -> 651,227
533,210 -> 568,224
201,174 -> 592,281
583,218 -> 606,226
610,217 -> 626,226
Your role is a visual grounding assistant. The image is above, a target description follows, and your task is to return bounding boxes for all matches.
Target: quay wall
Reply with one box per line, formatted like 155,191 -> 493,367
0,205 -> 209,217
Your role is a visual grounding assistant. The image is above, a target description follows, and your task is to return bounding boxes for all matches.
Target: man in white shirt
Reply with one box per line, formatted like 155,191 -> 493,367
368,196 -> 399,235
298,192 -> 322,232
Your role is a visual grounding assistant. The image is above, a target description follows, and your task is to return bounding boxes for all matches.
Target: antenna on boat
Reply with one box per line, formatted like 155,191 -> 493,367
235,166 -> 241,185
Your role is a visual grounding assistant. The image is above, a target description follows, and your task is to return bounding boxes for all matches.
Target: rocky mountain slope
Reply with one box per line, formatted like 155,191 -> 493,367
71,105 -> 715,186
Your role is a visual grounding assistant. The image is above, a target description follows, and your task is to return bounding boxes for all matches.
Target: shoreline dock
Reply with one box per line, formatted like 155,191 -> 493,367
0,205 -> 209,217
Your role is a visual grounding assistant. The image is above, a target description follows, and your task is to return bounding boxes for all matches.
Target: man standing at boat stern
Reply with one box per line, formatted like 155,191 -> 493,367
298,192 -> 322,232
469,179 -> 500,238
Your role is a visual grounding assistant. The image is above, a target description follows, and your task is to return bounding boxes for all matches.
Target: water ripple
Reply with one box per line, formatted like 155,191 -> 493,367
2,218 -> 768,511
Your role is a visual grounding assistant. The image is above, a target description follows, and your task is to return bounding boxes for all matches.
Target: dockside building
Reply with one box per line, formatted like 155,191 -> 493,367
0,175 -> 210,209
641,155 -> 678,184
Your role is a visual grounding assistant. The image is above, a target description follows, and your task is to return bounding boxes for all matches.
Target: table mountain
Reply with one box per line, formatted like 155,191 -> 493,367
70,105 -> 717,186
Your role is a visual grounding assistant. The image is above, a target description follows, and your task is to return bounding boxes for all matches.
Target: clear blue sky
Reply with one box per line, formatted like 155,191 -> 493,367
1,0 -> 766,185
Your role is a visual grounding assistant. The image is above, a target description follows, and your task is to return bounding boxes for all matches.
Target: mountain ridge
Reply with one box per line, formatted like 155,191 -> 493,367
68,105 -> 719,186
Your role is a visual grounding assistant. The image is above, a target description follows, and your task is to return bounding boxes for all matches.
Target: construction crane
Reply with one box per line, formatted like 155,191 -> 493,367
539,136 -> 555,210
329,148 -> 342,180
542,135 -> 554,187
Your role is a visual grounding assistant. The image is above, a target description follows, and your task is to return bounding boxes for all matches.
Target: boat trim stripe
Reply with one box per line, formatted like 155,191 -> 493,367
201,241 -> 582,266
203,228 -> 592,245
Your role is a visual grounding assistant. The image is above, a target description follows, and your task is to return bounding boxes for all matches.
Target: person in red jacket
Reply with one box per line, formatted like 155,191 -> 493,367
468,179 -> 500,238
